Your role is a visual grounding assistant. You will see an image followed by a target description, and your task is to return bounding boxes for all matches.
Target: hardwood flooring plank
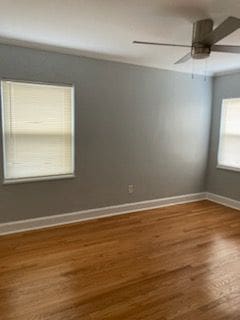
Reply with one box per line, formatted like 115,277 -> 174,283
0,200 -> 240,319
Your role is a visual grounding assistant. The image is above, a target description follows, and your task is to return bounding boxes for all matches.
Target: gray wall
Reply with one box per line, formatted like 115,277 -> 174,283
207,72 -> 240,200
0,44 -> 212,223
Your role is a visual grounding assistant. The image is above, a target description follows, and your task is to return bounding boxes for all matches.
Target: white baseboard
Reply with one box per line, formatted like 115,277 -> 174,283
206,192 -> 240,211
0,192 -> 206,236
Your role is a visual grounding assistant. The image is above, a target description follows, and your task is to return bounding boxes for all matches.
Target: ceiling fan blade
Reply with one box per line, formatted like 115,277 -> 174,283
200,16 -> 240,46
212,44 -> 240,54
133,41 -> 191,48
174,52 -> 192,64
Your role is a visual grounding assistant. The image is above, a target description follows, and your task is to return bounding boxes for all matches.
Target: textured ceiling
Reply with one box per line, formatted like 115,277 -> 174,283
0,0 -> 240,75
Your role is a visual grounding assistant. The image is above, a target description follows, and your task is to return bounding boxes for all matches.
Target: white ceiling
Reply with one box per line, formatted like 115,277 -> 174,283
0,0 -> 240,76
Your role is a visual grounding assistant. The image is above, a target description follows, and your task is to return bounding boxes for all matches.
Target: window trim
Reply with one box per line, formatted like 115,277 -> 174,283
217,164 -> 240,173
217,97 -> 240,173
1,78 -> 76,184
3,174 -> 75,185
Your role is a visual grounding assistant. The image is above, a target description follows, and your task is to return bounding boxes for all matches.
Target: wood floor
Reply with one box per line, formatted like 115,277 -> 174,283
0,200 -> 240,320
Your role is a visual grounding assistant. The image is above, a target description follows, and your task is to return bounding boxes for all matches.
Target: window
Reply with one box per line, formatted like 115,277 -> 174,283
1,80 -> 74,183
218,98 -> 240,171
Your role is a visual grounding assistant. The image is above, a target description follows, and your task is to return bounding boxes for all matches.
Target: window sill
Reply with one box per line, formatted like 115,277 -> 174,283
3,174 -> 75,185
217,165 -> 240,173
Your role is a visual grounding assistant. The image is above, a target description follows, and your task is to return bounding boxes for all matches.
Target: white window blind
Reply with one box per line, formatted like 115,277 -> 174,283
218,98 -> 240,171
1,80 -> 74,183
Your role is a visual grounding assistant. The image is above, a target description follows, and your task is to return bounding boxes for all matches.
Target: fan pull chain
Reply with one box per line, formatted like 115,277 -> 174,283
191,59 -> 195,79
204,58 -> 208,81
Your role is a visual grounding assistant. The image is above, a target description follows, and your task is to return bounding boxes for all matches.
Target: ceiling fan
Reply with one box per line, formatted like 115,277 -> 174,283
133,17 -> 240,64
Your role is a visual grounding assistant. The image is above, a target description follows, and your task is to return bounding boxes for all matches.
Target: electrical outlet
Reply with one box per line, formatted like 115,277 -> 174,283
128,184 -> 134,194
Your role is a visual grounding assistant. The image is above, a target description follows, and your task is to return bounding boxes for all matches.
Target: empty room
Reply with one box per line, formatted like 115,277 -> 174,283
0,1 -> 240,319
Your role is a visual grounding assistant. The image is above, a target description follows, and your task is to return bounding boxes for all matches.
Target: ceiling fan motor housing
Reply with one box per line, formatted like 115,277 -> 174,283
191,46 -> 211,59
192,19 -> 213,59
